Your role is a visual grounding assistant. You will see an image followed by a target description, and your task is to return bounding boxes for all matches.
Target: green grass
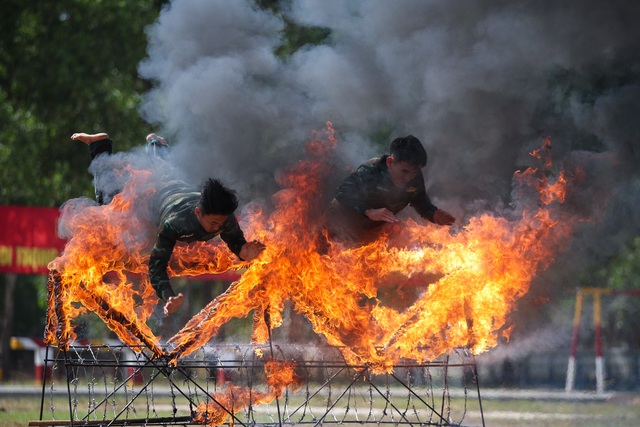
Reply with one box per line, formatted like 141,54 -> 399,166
2,392 -> 639,427
1,395 -> 180,426
0,396 -> 48,427
471,396 -> 640,427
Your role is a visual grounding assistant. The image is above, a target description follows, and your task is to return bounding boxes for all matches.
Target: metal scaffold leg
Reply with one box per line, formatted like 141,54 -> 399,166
31,344 -> 485,427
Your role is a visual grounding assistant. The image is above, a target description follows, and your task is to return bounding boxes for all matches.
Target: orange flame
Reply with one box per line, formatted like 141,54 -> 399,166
48,123 -> 581,376
46,169 -> 161,353
192,359 -> 301,426
164,124 -> 579,372
45,167 -> 240,354
515,137 -> 567,204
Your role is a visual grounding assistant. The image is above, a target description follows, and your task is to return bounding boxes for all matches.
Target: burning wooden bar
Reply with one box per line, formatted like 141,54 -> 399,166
382,295 -> 476,357
76,282 -> 164,357
381,312 -> 419,354
44,270 -> 71,349
251,304 -> 270,344
44,270 -> 58,345
44,268 -> 163,357
463,296 -> 477,350
167,281 -> 265,363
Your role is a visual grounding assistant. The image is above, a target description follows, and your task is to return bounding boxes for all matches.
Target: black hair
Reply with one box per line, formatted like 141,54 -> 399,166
200,178 -> 238,216
389,135 -> 427,167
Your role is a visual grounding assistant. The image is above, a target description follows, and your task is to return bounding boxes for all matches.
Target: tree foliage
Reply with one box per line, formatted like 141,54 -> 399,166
595,235 -> 640,290
0,0 -> 331,342
0,0 -> 334,207
0,0 -> 169,354
0,0 -> 167,207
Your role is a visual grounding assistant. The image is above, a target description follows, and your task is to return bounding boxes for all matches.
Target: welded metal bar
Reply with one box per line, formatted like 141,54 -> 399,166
75,353 -> 156,422
472,359 -> 486,427
312,367 -> 368,427
60,345 -> 252,427
65,348 -> 197,426
439,353 -> 450,425
39,344 -> 49,421
389,371 -> 445,420
46,343 -> 481,427
144,353 -> 250,427
286,367 -> 347,420
63,350 -> 78,427
98,364 -> 169,427
366,376 -> 420,427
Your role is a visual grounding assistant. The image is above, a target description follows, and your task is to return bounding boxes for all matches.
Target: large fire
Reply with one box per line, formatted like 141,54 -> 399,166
47,123 -> 578,373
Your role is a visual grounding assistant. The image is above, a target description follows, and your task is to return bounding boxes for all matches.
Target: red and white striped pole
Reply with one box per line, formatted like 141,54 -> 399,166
593,290 -> 605,394
9,337 -> 50,384
565,288 -> 583,392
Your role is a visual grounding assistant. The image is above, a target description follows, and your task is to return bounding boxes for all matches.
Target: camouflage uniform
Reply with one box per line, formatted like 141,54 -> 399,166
328,155 -> 439,244
87,138 -> 116,204
149,181 -> 247,301
86,139 -> 246,301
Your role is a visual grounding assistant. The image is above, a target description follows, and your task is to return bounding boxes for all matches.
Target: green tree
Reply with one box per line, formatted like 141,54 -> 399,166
0,0 -> 333,375
594,236 -> 640,290
0,0 -> 167,207
0,0 -> 167,380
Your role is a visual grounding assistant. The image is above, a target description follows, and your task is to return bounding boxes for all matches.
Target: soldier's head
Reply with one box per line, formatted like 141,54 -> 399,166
195,178 -> 238,232
386,135 -> 427,188
389,135 -> 427,167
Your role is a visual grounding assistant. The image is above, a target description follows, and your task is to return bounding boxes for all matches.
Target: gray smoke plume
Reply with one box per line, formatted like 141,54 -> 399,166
139,0 -> 639,191
137,0 -> 640,308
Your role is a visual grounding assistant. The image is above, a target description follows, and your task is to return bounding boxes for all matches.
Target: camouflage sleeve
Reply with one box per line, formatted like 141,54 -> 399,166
334,164 -> 377,215
220,215 -> 248,258
88,138 -> 113,160
87,138 -> 114,205
148,226 -> 177,301
409,172 -> 438,222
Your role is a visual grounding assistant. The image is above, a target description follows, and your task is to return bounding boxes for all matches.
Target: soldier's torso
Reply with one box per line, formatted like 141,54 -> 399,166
358,158 -> 420,214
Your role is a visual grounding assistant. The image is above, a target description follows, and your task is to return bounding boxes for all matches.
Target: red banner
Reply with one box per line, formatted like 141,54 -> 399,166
0,205 -> 66,274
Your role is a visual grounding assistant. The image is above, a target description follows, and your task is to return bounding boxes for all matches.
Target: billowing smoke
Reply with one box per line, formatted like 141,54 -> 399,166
137,0 -> 640,321
139,0 -> 639,194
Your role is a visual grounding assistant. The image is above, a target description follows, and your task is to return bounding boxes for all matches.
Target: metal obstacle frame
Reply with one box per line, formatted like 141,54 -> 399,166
31,343 -> 485,427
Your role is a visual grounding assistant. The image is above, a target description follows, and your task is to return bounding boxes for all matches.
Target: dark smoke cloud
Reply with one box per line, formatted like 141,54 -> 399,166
139,0 -> 639,186
138,0 -> 640,294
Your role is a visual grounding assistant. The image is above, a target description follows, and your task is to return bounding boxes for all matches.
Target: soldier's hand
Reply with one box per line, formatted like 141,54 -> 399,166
240,240 -> 266,261
364,208 -> 399,223
433,209 -> 455,226
164,293 -> 184,316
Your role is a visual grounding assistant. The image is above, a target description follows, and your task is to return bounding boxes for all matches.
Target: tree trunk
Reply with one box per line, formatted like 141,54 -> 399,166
0,273 -> 17,381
